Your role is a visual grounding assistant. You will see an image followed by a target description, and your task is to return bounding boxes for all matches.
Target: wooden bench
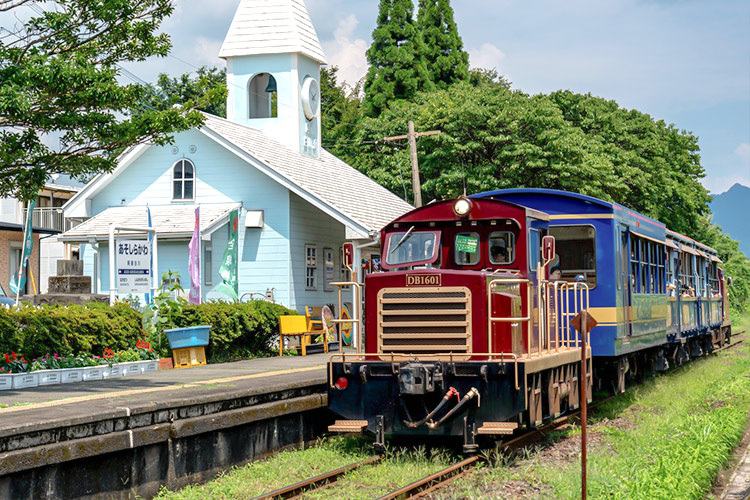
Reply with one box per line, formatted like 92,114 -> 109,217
279,315 -> 327,356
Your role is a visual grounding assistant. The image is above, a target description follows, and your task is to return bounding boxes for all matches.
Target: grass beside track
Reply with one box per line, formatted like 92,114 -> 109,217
154,438 -> 453,500
439,314 -> 750,500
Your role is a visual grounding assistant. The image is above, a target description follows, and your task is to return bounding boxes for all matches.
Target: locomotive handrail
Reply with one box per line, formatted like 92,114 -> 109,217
330,281 -> 363,354
487,278 -> 533,358
546,281 -> 590,350
328,351 -> 520,390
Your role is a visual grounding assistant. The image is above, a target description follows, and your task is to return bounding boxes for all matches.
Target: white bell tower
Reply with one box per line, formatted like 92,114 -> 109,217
219,0 -> 327,159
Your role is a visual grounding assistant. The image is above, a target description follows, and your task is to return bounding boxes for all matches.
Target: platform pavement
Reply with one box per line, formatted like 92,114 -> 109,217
0,352 -> 330,409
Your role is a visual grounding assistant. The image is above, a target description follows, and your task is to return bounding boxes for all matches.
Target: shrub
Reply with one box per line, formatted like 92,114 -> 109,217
0,302 -> 145,359
170,300 -> 296,362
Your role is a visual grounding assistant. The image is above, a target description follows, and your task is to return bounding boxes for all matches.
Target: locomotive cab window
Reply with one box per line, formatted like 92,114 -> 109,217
455,232 -> 480,266
549,225 -> 597,288
489,231 -> 514,264
384,230 -> 441,268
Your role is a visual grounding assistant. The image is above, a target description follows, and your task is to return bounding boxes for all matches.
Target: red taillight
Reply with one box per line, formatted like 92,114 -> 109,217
335,377 -> 349,390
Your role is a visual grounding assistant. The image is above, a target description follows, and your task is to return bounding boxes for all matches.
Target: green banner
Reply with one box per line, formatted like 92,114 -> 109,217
455,234 -> 478,254
215,208 -> 239,300
10,199 -> 36,295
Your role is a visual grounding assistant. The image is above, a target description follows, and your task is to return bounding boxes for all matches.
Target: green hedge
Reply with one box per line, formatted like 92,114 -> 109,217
0,300 -> 295,363
168,301 -> 296,362
0,302 -> 144,359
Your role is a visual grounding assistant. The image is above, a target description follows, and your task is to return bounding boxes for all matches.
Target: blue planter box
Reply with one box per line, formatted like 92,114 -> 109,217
165,325 -> 211,349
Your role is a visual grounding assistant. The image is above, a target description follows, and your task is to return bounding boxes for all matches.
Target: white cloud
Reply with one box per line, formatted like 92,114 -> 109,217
702,174 -> 750,195
468,43 -> 506,73
735,143 -> 750,165
320,14 -> 369,88
192,36 -> 224,68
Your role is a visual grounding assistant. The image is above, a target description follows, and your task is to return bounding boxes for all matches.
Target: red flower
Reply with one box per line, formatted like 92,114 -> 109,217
3,353 -> 9,363
136,339 -> 152,351
103,348 -> 114,359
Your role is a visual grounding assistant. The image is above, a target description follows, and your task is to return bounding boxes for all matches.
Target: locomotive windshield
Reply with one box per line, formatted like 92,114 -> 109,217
384,229 -> 440,268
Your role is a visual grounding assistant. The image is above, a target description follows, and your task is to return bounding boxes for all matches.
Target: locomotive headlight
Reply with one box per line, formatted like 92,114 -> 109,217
453,196 -> 472,217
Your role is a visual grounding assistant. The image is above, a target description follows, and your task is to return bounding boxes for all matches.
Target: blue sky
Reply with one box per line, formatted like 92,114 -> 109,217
7,0 -> 749,194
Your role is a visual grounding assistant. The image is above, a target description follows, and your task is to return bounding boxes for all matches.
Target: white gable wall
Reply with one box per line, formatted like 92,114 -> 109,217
80,128 -> 293,305
289,192 -> 347,313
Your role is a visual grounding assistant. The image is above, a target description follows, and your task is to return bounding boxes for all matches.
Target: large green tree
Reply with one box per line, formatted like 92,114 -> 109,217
364,0 -> 433,117
0,0 -> 205,201
548,90 -> 711,236
417,0 -> 469,89
143,66 -> 227,118
338,82 -> 710,239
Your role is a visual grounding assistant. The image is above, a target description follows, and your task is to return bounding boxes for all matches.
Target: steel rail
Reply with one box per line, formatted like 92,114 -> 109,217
249,455 -> 382,500
375,456 -> 480,500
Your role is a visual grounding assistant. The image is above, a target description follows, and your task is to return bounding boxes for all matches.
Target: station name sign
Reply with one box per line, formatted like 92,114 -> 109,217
406,274 -> 441,287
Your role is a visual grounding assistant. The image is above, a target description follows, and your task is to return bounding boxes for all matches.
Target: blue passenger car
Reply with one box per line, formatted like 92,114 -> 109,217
473,189 -> 729,384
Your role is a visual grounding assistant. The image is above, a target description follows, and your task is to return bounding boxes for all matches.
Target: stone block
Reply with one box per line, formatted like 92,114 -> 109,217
56,260 -> 84,276
26,294 -> 109,306
48,276 -> 91,294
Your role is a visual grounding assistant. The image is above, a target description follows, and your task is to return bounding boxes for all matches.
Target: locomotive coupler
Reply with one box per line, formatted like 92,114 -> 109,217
398,362 -> 444,395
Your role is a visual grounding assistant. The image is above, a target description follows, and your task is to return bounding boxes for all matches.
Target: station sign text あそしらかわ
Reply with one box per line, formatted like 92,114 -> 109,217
117,240 -> 151,295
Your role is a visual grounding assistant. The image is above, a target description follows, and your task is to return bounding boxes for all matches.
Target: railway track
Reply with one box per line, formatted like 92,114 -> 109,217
248,455 -> 382,500
251,331 -> 746,500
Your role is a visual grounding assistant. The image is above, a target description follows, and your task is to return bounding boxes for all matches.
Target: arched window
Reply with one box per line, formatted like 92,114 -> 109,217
172,159 -> 194,200
248,73 -> 278,119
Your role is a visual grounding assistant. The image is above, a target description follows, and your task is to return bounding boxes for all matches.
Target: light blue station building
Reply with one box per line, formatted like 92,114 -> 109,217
61,0 -> 412,312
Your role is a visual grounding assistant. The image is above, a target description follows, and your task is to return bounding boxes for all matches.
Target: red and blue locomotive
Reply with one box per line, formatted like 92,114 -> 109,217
327,189 -> 731,450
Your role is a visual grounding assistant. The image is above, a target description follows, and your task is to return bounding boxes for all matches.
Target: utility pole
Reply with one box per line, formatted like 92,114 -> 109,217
383,121 -> 440,207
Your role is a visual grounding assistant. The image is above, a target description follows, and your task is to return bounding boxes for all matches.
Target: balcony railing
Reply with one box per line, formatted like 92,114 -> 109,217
23,207 -> 78,232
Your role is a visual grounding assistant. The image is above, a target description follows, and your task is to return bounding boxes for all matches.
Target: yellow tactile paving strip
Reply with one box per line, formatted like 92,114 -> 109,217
0,364 -> 325,414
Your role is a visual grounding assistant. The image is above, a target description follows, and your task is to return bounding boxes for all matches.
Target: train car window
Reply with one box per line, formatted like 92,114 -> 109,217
455,232 -> 480,266
649,242 -> 658,294
384,230 -> 441,268
548,225 -> 596,288
642,241 -> 648,293
489,231 -> 515,264
630,237 -> 639,292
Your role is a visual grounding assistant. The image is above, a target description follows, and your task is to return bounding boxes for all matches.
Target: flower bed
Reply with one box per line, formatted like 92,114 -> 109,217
0,340 -> 159,390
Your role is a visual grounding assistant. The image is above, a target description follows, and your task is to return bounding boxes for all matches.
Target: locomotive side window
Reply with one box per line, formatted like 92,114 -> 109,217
489,231 -> 514,264
455,232 -> 480,266
528,229 -> 540,271
548,225 -> 597,288
384,230 -> 441,268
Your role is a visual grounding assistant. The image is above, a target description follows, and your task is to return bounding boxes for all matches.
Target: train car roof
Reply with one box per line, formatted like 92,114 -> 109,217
383,197 -> 548,231
666,228 -> 719,260
475,188 -> 667,237
473,188 -> 614,214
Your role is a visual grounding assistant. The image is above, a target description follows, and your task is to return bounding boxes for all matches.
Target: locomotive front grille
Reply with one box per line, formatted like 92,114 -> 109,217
377,287 -> 472,356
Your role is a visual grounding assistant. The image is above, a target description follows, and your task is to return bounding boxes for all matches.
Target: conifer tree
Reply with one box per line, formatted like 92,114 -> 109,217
417,0 -> 469,89
364,0 -> 433,116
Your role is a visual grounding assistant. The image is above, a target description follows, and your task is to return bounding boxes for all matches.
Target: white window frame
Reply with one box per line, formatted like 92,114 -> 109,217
172,159 -> 195,201
305,244 -> 317,290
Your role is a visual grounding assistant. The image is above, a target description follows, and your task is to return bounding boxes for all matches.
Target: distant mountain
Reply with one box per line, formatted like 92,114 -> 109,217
710,183 -> 750,257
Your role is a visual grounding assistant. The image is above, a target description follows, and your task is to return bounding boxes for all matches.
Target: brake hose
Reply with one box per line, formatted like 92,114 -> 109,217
403,387 -> 461,429
426,387 -> 480,430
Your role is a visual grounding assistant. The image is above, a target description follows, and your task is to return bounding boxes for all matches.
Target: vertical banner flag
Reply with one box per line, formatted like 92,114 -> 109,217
216,208 -> 239,300
147,205 -> 154,303
10,199 -> 36,296
188,206 -> 201,304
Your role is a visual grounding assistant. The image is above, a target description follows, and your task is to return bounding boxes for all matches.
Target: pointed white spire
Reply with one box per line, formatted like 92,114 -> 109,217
219,0 -> 327,64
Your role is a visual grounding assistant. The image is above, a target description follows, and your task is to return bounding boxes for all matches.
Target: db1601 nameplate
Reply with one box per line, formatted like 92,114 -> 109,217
406,274 -> 441,286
